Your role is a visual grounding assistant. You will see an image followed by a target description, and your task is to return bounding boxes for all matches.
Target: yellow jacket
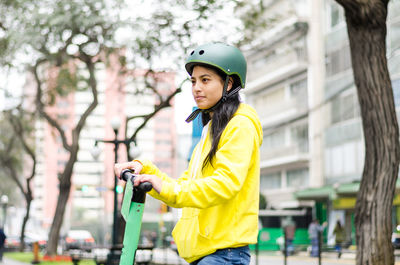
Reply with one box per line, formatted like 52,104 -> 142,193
139,103 -> 263,263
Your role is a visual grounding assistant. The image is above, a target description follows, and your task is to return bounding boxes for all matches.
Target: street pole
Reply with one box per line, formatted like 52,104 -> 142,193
91,116 -> 139,265
1,204 -> 5,229
284,229 -> 287,265
318,230 -> 322,265
110,129 -> 120,265
0,195 -> 8,229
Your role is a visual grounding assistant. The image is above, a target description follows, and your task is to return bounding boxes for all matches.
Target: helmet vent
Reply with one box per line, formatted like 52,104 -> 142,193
199,50 -> 204,55
190,51 -> 194,55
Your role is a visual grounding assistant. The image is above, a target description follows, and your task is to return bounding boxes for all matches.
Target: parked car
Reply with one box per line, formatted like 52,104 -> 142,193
62,230 -> 95,252
4,233 -> 47,251
4,236 -> 21,250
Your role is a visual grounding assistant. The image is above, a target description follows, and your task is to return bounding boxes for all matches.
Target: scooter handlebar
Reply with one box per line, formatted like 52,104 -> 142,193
120,169 -> 153,192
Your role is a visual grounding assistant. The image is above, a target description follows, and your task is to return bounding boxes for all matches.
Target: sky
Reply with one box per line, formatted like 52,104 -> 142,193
0,69 -> 24,110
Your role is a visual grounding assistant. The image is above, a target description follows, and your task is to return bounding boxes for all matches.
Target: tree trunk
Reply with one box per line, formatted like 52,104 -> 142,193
45,149 -> 77,255
19,171 -> 34,252
37,57 -> 98,256
19,197 -> 31,252
336,0 -> 400,264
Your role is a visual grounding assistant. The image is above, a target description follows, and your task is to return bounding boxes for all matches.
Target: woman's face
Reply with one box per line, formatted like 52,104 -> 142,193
191,65 -> 231,110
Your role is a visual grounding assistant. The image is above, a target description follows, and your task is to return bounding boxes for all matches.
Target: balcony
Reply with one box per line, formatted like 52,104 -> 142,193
256,95 -> 308,127
246,19 -> 308,94
260,141 -> 309,169
248,49 -> 307,87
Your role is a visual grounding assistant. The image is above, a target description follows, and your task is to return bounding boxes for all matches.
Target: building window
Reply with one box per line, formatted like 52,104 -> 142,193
326,46 -> 352,77
389,20 -> 400,54
331,92 -> 359,124
286,168 -> 309,188
254,86 -> 285,115
393,79 -> 400,107
57,100 -> 70,108
263,128 -> 285,150
260,172 -> 281,190
290,78 -> 307,99
290,122 -> 309,152
330,2 -> 344,29
155,139 -> 172,145
57,113 -> 69,120
325,141 -> 363,180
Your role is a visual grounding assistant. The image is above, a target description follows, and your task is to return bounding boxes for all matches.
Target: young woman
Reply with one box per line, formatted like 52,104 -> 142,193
115,42 -> 262,265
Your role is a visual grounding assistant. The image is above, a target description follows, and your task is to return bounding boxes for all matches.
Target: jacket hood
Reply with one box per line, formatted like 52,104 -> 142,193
234,103 -> 263,146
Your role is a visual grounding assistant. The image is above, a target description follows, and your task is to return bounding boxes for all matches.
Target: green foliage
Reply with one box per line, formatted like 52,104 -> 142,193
259,193 -> 267,209
0,112 -> 24,203
55,67 -> 77,95
0,0 -> 124,78
236,0 -> 282,46
0,113 -> 23,170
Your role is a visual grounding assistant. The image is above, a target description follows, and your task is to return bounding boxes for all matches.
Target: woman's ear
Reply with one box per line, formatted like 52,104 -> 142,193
226,77 -> 234,92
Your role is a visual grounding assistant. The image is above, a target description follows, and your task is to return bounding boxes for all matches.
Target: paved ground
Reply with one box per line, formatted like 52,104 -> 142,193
3,249 -> 400,265
1,257 -> 30,265
251,252 -> 357,265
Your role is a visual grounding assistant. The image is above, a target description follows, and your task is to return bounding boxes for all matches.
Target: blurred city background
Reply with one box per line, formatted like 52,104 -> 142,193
0,0 -> 400,264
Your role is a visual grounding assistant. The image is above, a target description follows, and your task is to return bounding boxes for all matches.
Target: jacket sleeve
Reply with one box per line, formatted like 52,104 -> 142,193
160,115 -> 259,208
139,143 -> 199,203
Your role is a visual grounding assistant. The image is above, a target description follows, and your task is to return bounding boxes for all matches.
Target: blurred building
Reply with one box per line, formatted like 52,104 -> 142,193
244,0 -> 316,235
28,60 -> 177,242
244,0 -> 400,249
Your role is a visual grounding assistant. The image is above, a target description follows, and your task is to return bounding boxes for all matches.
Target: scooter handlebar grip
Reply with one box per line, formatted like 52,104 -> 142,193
138,182 -> 153,192
120,169 -> 132,182
120,169 -> 153,192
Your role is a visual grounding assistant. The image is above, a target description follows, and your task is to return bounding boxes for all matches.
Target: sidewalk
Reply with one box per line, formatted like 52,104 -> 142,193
252,250 -> 400,265
3,250 -> 400,265
1,257 -> 30,265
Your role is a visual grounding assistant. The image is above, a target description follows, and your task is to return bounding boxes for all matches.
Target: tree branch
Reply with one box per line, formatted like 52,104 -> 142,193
32,60 -> 72,152
0,137 -> 26,194
127,79 -> 185,143
6,108 -> 37,182
72,55 -> 98,142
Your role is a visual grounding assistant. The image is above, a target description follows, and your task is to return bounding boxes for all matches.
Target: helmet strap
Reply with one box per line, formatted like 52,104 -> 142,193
220,75 -> 230,103
185,76 -> 242,123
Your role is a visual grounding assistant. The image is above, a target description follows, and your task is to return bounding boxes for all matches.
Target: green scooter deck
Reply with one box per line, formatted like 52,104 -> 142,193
119,178 -> 146,265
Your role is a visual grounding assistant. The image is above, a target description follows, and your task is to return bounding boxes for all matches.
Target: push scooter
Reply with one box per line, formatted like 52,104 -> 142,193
119,169 -> 153,265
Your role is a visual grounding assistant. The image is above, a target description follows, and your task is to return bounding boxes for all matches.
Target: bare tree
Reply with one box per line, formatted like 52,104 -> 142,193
334,0 -> 400,264
0,107 -> 36,251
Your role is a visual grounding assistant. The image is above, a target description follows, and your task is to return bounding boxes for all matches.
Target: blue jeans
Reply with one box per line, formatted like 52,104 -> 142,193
310,238 -> 319,257
190,246 -> 250,265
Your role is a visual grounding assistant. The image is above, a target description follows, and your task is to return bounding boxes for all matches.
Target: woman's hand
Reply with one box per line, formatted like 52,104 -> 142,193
114,161 -> 143,180
133,174 -> 162,194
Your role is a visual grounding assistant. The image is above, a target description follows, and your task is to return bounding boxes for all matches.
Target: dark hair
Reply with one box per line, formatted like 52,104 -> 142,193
200,66 -> 241,170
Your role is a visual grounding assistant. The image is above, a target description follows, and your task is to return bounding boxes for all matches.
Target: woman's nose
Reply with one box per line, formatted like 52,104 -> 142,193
192,82 -> 202,91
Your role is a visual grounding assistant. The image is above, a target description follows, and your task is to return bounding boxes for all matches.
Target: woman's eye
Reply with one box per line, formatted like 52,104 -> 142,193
202,78 -> 209,83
